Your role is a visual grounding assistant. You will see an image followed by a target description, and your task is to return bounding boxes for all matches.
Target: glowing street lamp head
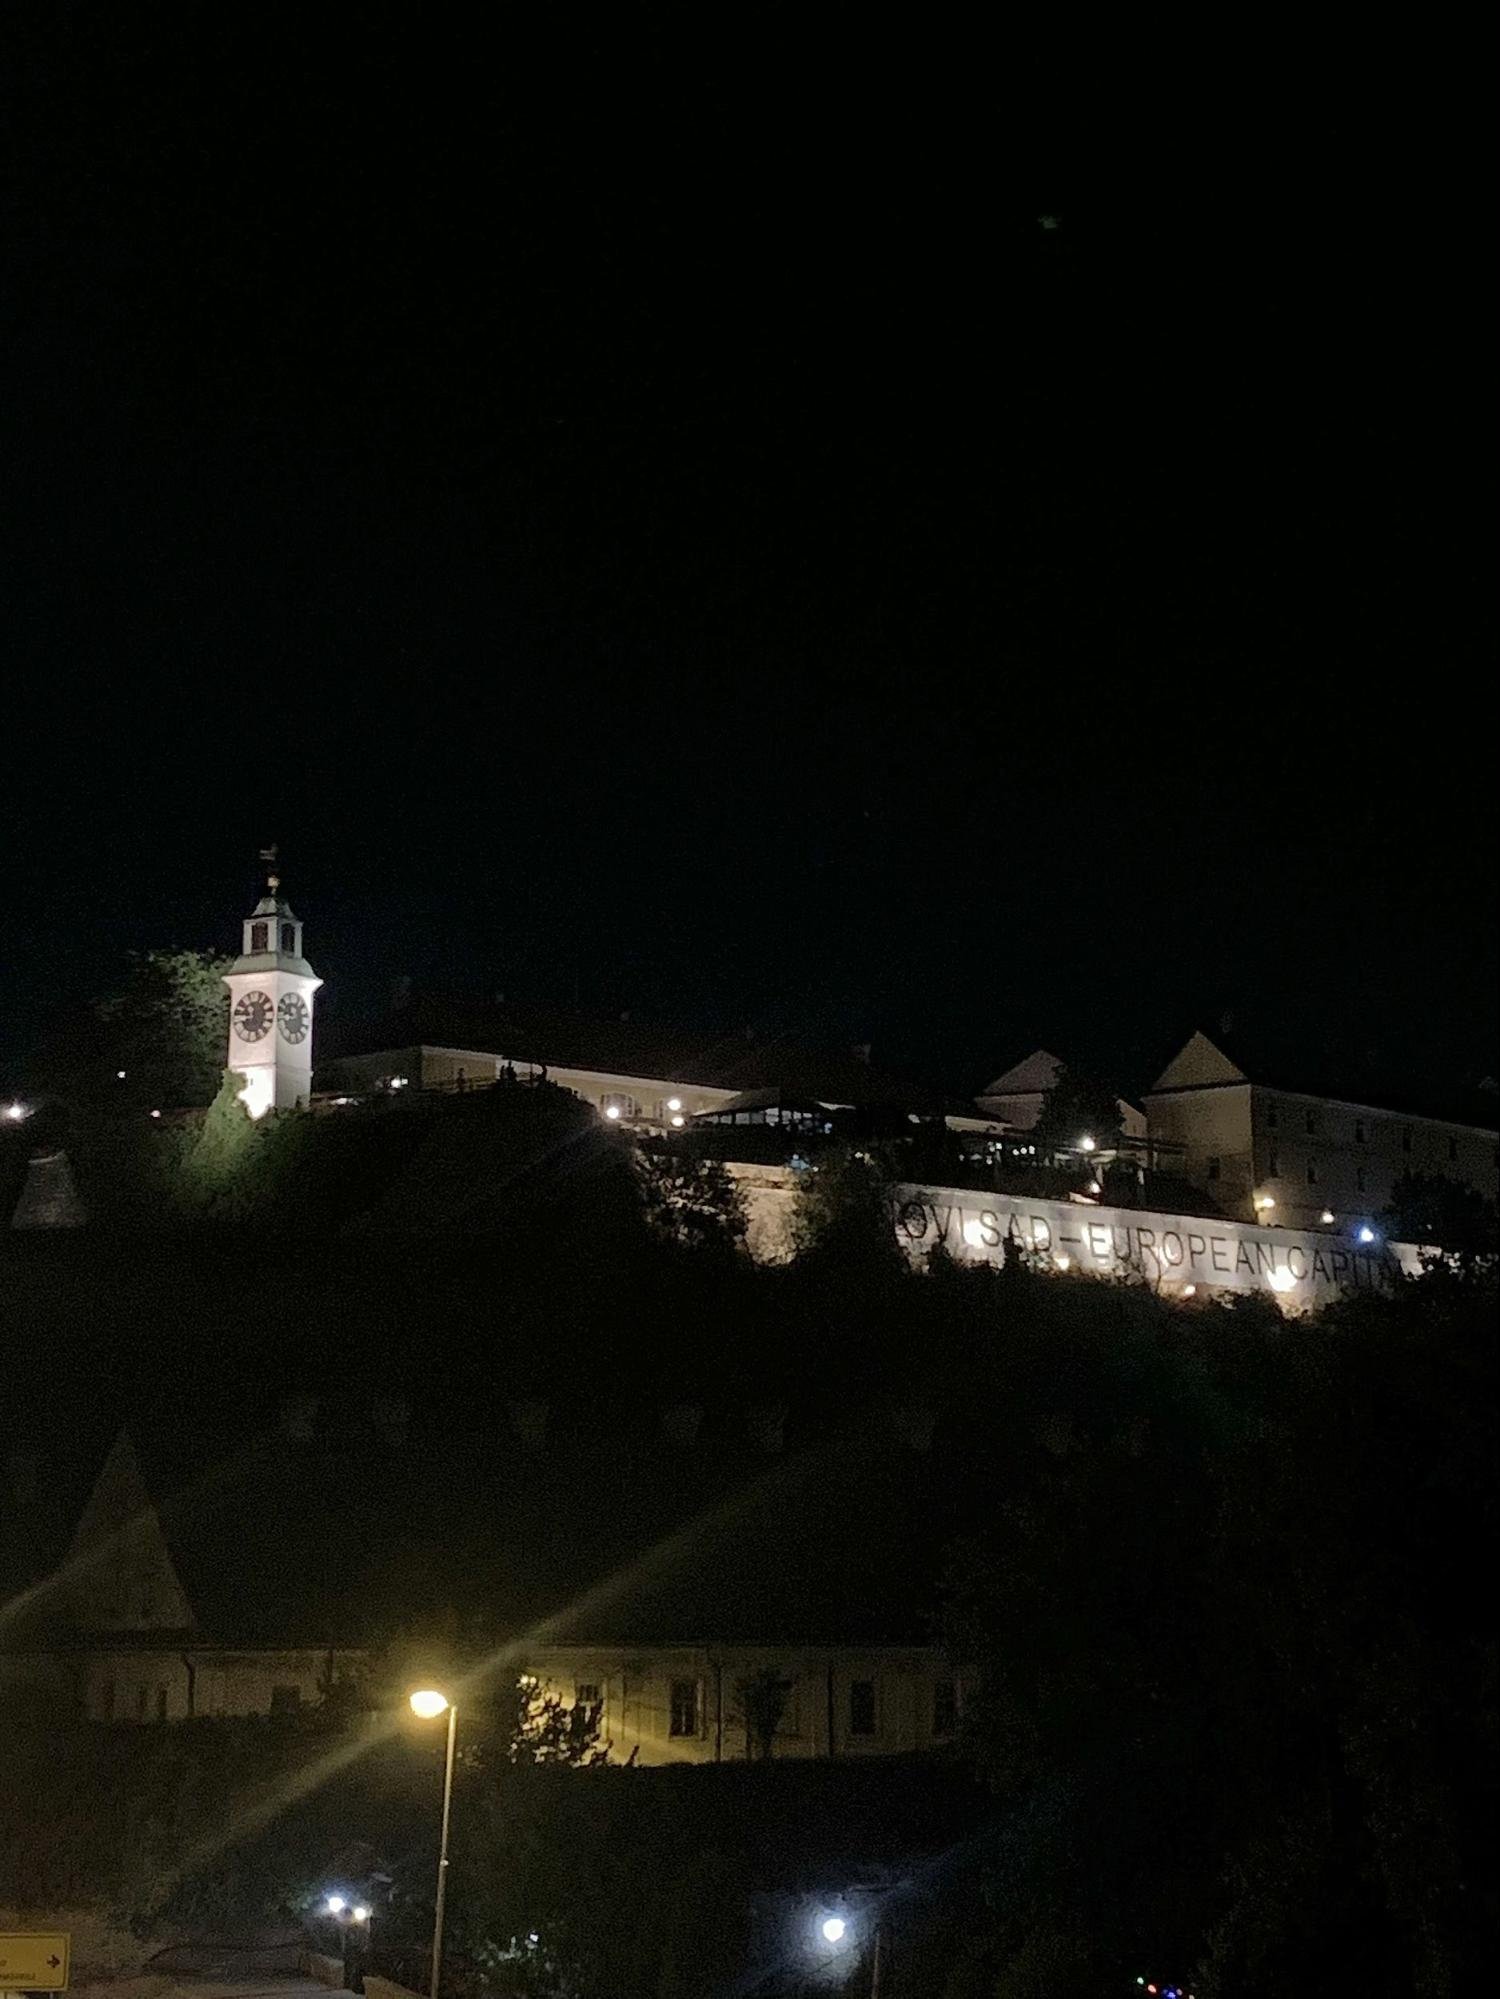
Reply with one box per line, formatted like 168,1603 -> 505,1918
409,1688 -> 450,1719
1078,1134 -> 1096,1152
1357,1224 -> 1377,1245
604,1103 -> 622,1121
666,1097 -> 682,1112
326,1896 -> 346,1915
351,1907 -> 371,1924
820,1916 -> 847,1944
1320,1209 -> 1335,1225
5,1102 -> 27,1121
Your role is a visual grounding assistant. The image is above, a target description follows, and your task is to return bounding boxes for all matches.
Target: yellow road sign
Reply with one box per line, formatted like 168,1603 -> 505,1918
0,1933 -> 70,1991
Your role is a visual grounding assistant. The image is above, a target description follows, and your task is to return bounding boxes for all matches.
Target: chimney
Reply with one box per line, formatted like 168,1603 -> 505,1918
11,1149 -> 87,1229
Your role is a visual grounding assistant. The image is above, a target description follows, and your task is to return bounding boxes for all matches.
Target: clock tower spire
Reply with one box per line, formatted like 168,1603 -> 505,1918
223,851 -> 322,1116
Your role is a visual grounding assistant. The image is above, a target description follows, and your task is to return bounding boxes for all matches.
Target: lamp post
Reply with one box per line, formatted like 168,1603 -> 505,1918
409,1689 -> 458,1999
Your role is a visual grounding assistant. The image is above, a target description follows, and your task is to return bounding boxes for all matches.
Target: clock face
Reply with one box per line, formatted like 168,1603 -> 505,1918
278,992 -> 310,1044
233,990 -> 274,1042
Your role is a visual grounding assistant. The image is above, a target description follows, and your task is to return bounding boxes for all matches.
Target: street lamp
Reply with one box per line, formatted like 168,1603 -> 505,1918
820,1916 -> 847,1944
410,1690 -> 458,1999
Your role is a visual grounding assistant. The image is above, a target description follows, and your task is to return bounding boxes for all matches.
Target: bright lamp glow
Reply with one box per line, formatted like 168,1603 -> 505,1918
666,1097 -> 682,1112
1357,1225 -> 1377,1245
670,1114 -> 685,1127
409,1689 -> 450,1718
1079,1134 -> 1096,1152
237,1069 -> 275,1120
1181,1283 -> 1197,1298
351,1907 -> 370,1924
326,1896 -> 345,1914
1267,1268 -> 1297,1294
1254,1194 -> 1275,1212
1054,1252 -> 1072,1271
604,1104 -> 622,1120
5,1102 -> 27,1121
961,1218 -> 986,1247
820,1916 -> 847,1944
1320,1209 -> 1335,1225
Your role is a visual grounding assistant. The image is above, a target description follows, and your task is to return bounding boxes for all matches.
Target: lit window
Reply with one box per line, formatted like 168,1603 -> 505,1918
849,1680 -> 877,1736
668,1679 -> 699,1738
251,921 -> 268,952
933,1680 -> 958,1738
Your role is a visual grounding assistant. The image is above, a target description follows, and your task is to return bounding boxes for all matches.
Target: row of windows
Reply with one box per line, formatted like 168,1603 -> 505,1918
1263,1103 -> 1465,1162
249,921 -> 298,954
1265,1153 -> 1372,1192
97,1679 -> 302,1720
663,1675 -> 957,1740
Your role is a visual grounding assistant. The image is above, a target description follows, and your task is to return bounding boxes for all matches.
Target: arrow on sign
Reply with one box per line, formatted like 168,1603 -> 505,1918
49,1958 -> 62,1969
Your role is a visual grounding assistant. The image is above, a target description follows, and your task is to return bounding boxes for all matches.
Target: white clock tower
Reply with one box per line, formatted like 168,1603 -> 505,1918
223,853 -> 322,1116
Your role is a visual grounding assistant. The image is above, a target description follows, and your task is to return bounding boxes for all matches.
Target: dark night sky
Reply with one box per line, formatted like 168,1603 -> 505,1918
2,12 -> 1493,1095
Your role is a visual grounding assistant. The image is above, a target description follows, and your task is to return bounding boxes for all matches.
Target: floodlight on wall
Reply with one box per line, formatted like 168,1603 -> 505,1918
1266,1268 -> 1297,1294
667,1097 -> 682,1112
1320,1210 -> 1335,1225
238,1070 -> 275,1120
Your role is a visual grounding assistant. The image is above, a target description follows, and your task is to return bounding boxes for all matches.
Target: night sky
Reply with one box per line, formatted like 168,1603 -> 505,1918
3,14 -> 1492,1095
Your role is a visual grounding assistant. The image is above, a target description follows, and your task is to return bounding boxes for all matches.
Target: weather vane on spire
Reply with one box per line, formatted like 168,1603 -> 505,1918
259,843 -> 280,893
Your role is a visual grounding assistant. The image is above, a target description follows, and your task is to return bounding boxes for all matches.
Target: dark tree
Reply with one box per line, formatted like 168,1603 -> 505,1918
1028,1063 -> 1126,1159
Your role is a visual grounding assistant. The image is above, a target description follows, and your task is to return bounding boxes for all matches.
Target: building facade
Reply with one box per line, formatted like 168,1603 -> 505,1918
223,863 -> 322,1115
2,1431 -> 953,1766
1145,1031 -> 1499,1231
